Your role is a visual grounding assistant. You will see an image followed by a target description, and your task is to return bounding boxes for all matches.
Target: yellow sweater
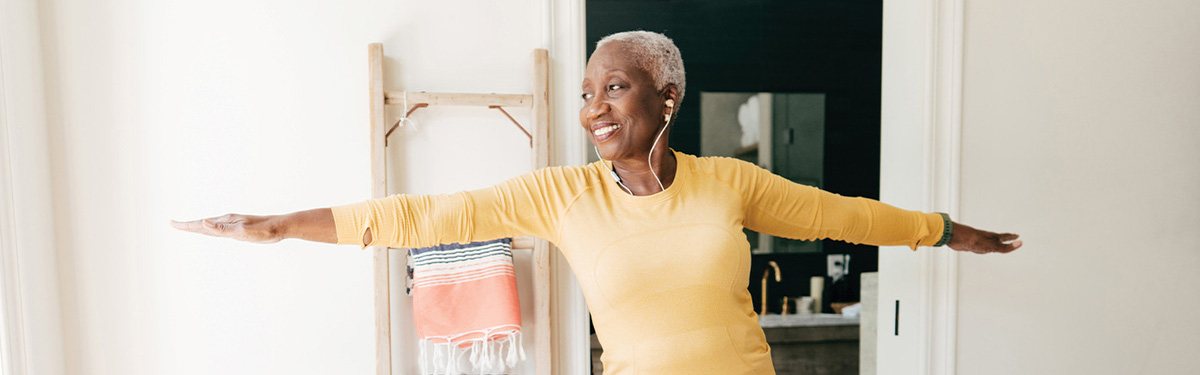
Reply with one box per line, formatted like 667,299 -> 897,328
332,149 -> 944,374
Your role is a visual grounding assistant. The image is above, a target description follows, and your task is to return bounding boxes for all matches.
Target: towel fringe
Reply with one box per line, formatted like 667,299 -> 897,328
417,328 -> 524,374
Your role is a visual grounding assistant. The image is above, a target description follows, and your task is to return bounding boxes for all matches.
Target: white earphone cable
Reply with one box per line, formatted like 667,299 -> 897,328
596,103 -> 673,196
594,145 -> 635,195
647,115 -> 671,193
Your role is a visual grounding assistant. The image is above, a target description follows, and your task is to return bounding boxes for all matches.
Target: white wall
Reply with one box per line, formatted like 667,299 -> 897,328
1,0 -> 65,373
956,0 -> 1200,374
36,0 -> 586,374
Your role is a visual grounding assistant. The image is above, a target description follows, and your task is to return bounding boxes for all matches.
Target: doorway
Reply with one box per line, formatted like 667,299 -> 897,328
585,1 -> 884,373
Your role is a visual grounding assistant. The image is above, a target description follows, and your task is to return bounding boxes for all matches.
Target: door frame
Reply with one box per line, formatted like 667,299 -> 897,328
878,0 -> 965,373
0,38 -> 24,375
0,1 -> 67,374
548,0 -> 592,374
558,0 -> 965,373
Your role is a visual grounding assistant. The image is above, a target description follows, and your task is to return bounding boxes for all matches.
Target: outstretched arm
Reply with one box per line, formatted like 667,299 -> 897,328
171,165 -> 584,248
733,160 -> 1021,254
170,208 -> 338,244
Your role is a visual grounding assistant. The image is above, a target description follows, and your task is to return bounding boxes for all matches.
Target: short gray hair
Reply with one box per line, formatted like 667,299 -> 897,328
595,30 -> 687,110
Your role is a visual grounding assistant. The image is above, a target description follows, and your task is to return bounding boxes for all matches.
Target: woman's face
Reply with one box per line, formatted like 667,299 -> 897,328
580,42 -> 672,161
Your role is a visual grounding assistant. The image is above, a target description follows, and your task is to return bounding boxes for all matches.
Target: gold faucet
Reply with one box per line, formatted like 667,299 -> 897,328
761,261 -> 781,315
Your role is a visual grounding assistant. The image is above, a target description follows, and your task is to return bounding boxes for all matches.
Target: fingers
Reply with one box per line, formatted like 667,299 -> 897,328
996,233 -> 1021,253
170,214 -> 243,238
989,235 -> 1023,254
1002,240 -> 1023,253
170,219 -> 208,233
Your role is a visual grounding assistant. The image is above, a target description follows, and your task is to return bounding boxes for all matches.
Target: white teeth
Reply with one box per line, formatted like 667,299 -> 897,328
593,124 -> 621,136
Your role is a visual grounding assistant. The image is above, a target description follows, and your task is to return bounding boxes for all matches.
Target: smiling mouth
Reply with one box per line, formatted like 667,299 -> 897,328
592,123 -> 622,142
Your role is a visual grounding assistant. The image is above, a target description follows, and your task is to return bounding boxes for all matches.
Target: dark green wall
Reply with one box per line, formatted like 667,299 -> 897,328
587,0 -> 882,312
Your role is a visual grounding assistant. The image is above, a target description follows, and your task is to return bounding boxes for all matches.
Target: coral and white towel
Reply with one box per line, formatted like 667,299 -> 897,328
409,238 -> 526,375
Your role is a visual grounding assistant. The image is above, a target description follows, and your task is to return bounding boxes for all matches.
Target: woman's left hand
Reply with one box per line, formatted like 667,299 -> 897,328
946,222 -> 1022,254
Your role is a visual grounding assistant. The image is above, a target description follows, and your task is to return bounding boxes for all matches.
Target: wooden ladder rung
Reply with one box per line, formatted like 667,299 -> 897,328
384,91 -> 534,108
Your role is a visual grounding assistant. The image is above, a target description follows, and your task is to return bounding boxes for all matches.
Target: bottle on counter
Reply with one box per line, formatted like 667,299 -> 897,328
810,276 -> 824,314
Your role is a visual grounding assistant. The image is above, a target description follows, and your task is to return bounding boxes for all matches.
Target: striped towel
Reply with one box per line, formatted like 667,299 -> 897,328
409,238 -> 526,374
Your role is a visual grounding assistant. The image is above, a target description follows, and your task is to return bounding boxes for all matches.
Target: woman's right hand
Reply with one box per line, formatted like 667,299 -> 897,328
171,214 -> 285,244
171,208 -> 338,244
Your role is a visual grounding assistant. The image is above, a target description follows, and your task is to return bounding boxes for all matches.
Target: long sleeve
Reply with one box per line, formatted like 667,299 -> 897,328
732,159 -> 944,251
330,166 -> 582,249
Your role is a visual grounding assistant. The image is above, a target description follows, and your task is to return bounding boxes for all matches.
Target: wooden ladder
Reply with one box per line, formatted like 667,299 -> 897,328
366,43 -> 554,375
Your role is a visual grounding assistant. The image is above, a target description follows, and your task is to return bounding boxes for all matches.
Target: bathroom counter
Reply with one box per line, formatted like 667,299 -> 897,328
759,313 -> 860,328
760,314 -> 859,375
588,315 -> 859,374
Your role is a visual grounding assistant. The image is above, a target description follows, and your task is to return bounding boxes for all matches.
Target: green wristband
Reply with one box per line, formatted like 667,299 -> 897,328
934,212 -> 953,247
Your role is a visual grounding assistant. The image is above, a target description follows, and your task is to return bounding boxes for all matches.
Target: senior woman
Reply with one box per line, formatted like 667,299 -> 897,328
173,31 -> 1021,374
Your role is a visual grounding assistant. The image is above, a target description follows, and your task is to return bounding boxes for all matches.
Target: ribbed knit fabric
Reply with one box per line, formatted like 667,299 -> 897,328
332,149 -> 944,375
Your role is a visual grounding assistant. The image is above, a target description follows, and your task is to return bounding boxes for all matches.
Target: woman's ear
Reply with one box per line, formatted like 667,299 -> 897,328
660,84 -> 680,119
